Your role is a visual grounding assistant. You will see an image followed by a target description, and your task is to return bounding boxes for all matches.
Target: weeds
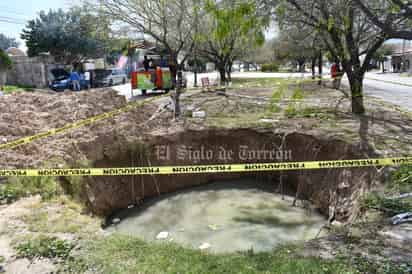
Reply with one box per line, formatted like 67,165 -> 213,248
389,164 -> 412,194
0,176 -> 61,204
66,234 -> 353,274
16,235 -> 74,260
361,192 -> 412,215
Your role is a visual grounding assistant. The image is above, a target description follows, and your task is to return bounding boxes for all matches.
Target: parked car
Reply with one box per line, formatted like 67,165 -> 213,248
49,68 -> 90,91
92,69 -> 127,87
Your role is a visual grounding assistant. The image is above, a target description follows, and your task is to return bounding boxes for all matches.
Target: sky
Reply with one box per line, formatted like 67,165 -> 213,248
0,0 -> 74,51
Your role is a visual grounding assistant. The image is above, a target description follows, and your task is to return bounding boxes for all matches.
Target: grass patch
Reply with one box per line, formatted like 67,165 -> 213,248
20,196 -> 100,235
231,78 -> 292,89
2,84 -> 35,94
67,234 -> 354,274
0,176 -> 62,204
16,235 -> 74,260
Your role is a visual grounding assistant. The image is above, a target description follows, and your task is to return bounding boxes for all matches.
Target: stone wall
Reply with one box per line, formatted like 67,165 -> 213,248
6,55 -> 59,88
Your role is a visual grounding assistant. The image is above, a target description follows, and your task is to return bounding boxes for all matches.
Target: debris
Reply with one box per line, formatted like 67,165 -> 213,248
199,243 -> 211,250
1,138 -> 7,143
208,224 -> 219,231
259,119 -> 277,123
192,111 -> 206,118
112,218 -> 121,224
156,231 -> 169,240
389,193 -> 412,200
127,204 -> 135,209
391,212 -> 412,225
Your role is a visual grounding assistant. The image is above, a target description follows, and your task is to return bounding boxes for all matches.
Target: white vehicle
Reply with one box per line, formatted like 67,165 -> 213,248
93,69 -> 128,87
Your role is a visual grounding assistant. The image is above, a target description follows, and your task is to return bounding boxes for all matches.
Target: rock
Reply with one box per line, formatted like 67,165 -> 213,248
259,119 -> 277,123
156,231 -> 169,240
192,111 -> 206,118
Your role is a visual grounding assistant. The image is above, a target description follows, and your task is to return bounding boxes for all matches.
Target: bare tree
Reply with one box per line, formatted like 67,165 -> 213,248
276,0 -> 389,114
353,0 -> 412,40
96,0 -> 199,79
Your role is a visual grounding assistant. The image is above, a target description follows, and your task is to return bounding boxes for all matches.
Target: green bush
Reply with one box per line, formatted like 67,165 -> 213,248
0,176 -> 62,204
390,164 -> 412,193
261,63 -> 280,72
16,235 -> 74,260
0,49 -> 12,70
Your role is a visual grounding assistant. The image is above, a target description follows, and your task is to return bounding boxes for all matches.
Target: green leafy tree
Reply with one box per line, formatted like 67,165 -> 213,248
198,0 -> 268,83
0,33 -> 19,50
21,8 -> 108,64
0,49 -> 12,90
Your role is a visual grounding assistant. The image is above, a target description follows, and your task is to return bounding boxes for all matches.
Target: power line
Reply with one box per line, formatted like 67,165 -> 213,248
0,19 -> 26,25
0,16 -> 27,23
0,5 -> 30,16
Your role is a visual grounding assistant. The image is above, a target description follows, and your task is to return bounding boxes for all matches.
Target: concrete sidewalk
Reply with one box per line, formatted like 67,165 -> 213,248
365,72 -> 412,87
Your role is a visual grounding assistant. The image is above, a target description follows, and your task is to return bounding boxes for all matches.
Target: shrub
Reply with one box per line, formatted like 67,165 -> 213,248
0,176 -> 62,204
261,63 -> 280,72
0,49 -> 12,70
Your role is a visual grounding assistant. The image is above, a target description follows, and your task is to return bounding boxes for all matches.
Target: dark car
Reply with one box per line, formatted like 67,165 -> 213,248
49,68 -> 90,91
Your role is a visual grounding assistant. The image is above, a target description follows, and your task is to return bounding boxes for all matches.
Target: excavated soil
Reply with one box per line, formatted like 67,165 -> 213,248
1,84 -> 411,222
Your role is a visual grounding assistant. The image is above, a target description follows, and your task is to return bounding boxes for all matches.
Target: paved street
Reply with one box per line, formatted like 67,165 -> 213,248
185,71 -> 412,111
347,72 -> 412,111
114,71 -> 411,111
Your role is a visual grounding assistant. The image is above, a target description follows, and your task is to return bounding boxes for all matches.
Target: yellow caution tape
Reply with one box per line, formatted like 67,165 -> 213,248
0,157 -> 411,177
0,94 -> 167,150
0,76 -> 340,151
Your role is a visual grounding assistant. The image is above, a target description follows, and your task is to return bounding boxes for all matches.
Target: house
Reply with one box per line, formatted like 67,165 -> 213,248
390,42 -> 412,73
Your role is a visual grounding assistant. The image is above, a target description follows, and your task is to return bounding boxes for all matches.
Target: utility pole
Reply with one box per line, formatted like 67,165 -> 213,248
194,49 -> 198,87
402,39 -> 406,72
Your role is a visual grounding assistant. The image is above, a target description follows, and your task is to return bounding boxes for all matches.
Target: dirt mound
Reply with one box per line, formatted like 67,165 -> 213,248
0,89 -> 161,169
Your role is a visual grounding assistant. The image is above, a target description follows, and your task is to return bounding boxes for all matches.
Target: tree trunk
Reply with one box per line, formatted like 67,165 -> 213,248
298,61 -> 305,73
169,53 -> 178,87
347,73 -> 365,114
318,51 -> 323,85
218,65 -> 226,85
311,57 -> 316,79
0,71 -> 6,91
174,70 -> 183,119
226,61 -> 233,82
